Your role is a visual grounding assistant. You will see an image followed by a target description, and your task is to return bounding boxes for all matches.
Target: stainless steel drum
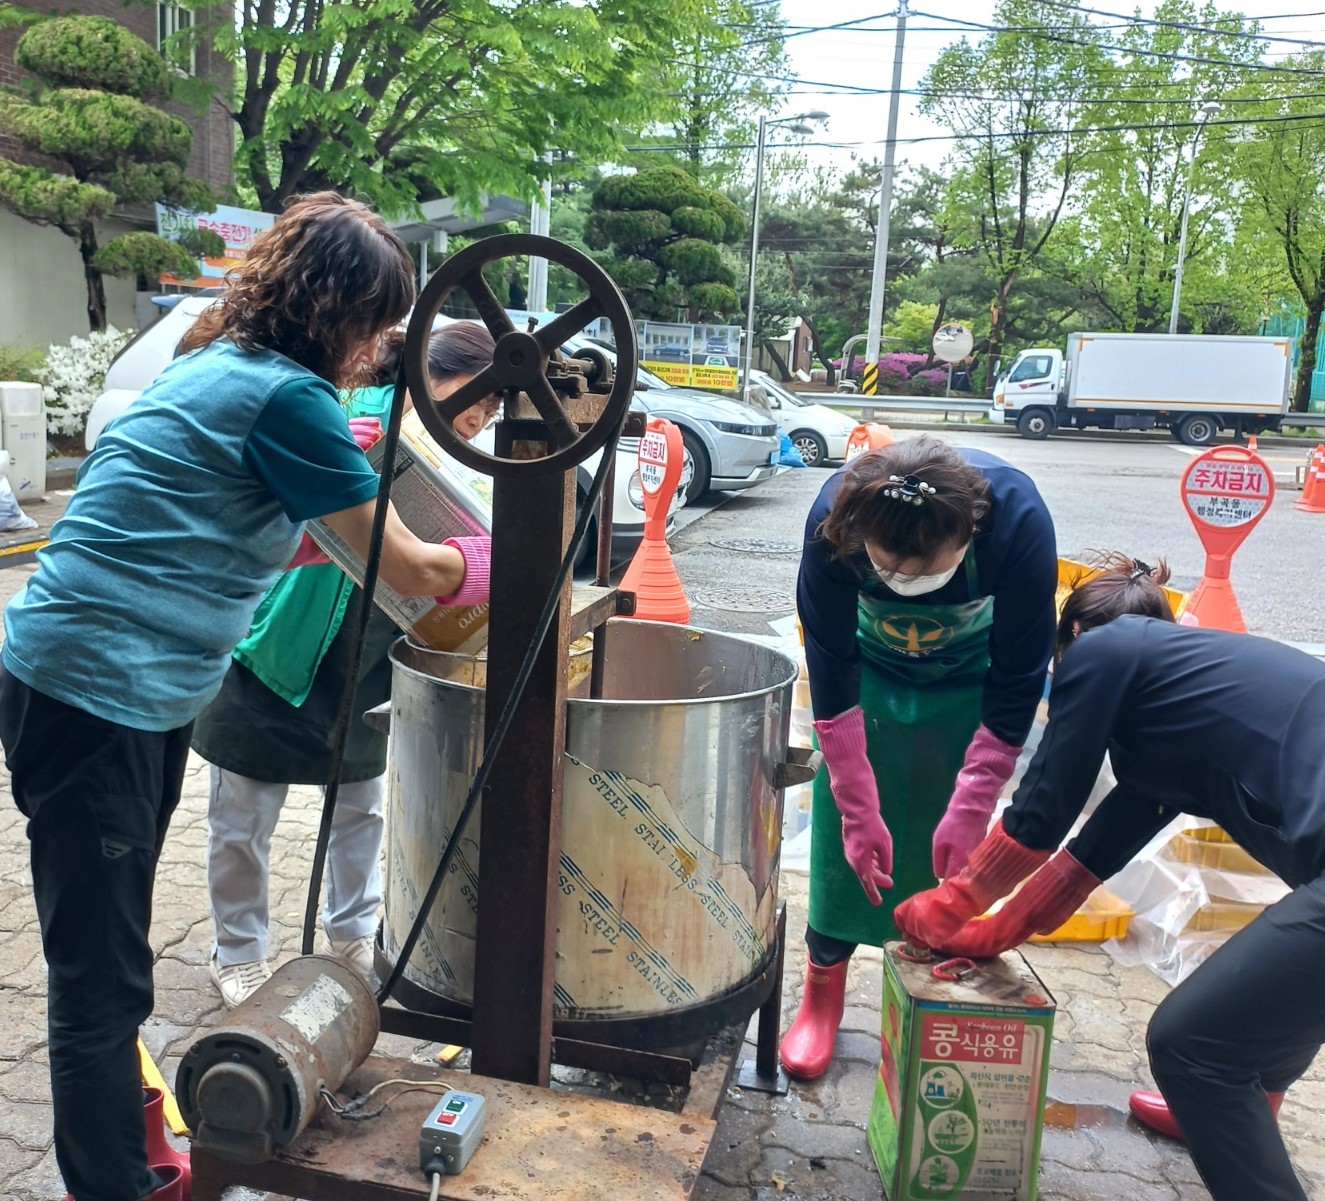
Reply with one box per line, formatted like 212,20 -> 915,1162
378,619 -> 801,1047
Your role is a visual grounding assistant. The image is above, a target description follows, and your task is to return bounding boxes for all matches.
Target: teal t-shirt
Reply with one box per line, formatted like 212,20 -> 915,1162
2,341 -> 379,731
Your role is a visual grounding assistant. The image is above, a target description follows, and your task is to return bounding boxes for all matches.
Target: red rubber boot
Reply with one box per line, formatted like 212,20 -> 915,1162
1129,1088 -> 1286,1141
779,958 -> 848,1081
66,1162 -> 183,1201
143,1087 -> 191,1201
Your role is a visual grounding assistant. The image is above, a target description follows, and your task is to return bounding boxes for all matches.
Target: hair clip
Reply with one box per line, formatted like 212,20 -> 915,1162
1129,560 -> 1153,580
884,474 -> 937,506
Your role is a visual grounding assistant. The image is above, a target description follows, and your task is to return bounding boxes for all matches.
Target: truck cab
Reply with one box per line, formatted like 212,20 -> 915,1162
990,349 -> 1063,438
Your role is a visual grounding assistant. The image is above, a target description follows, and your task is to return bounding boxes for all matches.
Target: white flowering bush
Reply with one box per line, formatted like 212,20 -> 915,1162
37,326 -> 134,438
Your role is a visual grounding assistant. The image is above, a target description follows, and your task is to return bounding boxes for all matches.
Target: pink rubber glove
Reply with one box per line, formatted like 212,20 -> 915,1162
932,724 -> 1022,879
286,531 -> 330,570
348,416 -> 383,451
813,707 -> 893,905
435,535 -> 491,607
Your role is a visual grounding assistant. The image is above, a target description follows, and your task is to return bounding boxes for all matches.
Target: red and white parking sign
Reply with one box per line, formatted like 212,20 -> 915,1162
1180,446 -> 1274,559
638,427 -> 670,496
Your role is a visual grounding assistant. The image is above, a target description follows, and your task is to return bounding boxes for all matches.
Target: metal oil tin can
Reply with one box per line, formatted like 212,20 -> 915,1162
868,943 -> 1056,1201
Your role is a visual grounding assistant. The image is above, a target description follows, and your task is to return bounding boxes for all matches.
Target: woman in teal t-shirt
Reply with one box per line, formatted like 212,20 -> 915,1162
193,322 -> 501,1007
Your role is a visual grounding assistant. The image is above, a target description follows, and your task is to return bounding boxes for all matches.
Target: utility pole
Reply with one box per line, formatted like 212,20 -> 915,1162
528,157 -> 553,312
862,1 -> 908,397
740,115 -> 768,405
1169,101 -> 1222,335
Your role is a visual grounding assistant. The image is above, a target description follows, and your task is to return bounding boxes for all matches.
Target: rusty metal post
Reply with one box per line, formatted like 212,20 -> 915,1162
470,432 -> 576,1086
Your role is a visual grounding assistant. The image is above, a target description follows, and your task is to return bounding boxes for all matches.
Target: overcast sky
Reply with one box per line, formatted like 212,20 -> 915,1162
771,1 -> 1325,178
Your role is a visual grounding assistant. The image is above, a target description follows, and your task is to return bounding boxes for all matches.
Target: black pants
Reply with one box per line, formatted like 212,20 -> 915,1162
0,667 -> 193,1201
1148,875 -> 1325,1201
805,924 -> 856,966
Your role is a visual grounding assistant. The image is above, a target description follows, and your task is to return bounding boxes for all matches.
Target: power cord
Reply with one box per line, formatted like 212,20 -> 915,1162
321,1077 -> 452,1122
428,1172 -> 442,1201
301,360 -> 414,956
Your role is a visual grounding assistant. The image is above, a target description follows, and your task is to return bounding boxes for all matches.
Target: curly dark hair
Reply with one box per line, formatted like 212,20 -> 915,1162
818,435 -> 992,571
1056,551 -> 1176,662
178,192 -> 415,388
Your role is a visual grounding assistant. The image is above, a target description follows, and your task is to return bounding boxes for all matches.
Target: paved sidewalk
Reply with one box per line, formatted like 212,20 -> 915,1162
1,465 -> 1322,1200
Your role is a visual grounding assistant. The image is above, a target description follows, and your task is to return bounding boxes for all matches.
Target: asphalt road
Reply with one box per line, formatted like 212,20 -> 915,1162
673,427 -> 1325,647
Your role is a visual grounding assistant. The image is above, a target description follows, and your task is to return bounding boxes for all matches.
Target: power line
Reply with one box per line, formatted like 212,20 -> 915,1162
1032,0 -> 1325,48
910,9 -> 1324,77
621,106 -> 1325,152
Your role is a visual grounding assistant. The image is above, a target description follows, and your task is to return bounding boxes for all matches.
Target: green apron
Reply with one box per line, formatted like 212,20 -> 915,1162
808,547 -> 993,945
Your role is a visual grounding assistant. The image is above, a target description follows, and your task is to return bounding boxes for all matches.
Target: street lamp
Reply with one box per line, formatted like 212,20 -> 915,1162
1168,100 -> 1223,336
741,110 -> 829,401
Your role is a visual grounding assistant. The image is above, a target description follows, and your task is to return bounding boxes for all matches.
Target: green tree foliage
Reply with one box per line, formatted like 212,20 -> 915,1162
586,167 -> 744,321
630,0 -> 788,188
1235,51 -> 1325,411
921,0 -> 1110,382
0,15 -> 214,330
1061,1 -> 1263,333
213,0 -> 736,216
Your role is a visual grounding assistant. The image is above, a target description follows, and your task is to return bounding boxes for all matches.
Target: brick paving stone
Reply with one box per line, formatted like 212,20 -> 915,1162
0,471 -> 1322,1201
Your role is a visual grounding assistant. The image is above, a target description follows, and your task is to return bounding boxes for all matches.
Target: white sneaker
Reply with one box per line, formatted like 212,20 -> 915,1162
326,933 -> 376,978
209,953 -> 272,1008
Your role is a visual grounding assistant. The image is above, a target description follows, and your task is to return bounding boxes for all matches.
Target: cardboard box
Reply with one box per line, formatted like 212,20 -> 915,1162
309,409 -> 493,653
869,944 -> 1056,1201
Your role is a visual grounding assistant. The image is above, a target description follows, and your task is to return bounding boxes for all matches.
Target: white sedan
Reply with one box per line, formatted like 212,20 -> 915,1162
745,370 -> 856,468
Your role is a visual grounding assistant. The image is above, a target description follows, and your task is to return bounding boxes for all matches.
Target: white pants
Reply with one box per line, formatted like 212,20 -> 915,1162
206,765 -> 385,966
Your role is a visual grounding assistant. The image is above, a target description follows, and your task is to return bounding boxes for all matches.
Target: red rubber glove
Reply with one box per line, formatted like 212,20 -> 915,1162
922,850 -> 1102,958
435,535 -> 491,607
895,820 -> 1050,948
932,724 -> 1022,879
813,707 -> 893,906
348,416 -> 383,451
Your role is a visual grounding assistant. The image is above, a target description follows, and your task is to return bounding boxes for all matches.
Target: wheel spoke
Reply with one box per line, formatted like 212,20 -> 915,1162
526,374 -> 580,449
531,298 -> 603,355
434,366 -> 501,424
462,272 -> 516,338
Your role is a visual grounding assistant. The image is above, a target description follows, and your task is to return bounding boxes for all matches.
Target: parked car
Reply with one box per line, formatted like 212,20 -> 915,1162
743,370 -> 856,468
85,298 -> 668,573
567,338 -> 780,503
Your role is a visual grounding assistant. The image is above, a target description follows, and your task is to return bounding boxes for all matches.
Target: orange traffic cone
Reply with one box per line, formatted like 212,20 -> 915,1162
845,422 -> 895,462
620,418 -> 690,623
1296,445 -> 1325,514
1179,571 -> 1247,633
1247,433 -> 1259,453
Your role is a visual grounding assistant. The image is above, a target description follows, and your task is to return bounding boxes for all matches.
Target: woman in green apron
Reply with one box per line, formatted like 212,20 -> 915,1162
195,322 -> 500,1007
780,435 -> 1057,1080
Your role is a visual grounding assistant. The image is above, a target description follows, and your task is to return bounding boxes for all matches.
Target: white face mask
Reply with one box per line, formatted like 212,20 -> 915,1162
868,546 -> 968,597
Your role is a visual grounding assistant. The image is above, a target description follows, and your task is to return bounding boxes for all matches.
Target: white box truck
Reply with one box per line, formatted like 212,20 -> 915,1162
990,332 -> 1293,444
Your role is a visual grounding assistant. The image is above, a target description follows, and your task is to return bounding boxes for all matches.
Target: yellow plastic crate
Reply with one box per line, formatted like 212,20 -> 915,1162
1166,832 -> 1269,876
1056,557 -> 1187,620
977,885 -> 1134,943
1185,824 -> 1235,844
1183,901 -> 1263,934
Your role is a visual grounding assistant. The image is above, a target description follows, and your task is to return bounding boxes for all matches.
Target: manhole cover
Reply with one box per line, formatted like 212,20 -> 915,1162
691,588 -> 795,613
709,537 -> 801,556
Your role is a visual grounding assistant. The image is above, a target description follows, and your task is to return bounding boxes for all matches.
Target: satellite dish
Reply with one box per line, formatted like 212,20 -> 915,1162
932,323 -> 974,363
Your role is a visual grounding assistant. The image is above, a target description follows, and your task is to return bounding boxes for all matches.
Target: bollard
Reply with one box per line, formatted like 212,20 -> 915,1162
619,417 -> 689,623
1177,446 -> 1274,632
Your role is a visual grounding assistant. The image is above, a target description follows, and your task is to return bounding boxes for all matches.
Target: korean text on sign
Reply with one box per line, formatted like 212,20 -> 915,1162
921,1014 -> 1025,1064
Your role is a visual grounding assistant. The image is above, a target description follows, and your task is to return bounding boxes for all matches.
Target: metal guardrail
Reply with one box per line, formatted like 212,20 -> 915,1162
818,396 -> 1325,427
819,395 -> 991,418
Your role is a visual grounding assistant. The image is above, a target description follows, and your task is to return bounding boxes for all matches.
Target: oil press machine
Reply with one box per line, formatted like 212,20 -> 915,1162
180,235 -> 815,1201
